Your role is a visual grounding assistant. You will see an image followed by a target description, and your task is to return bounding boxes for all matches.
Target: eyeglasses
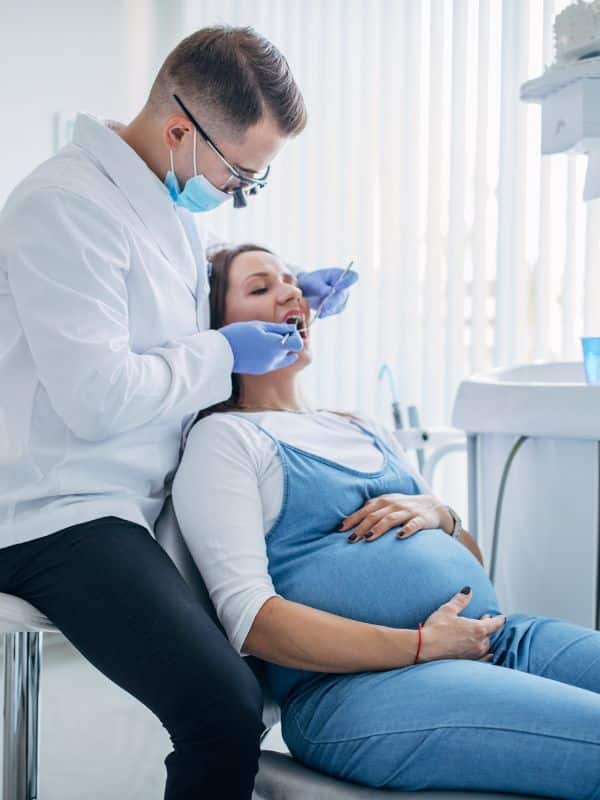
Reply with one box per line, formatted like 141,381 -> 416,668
172,93 -> 270,208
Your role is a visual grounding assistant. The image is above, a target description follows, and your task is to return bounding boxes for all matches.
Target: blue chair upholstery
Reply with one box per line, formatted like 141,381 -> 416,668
155,498 -> 544,800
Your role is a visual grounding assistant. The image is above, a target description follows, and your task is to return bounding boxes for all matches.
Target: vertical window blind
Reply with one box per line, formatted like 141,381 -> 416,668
182,0 -> 595,475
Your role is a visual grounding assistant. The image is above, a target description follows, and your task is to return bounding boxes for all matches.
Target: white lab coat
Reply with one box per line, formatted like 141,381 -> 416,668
0,112 -> 234,547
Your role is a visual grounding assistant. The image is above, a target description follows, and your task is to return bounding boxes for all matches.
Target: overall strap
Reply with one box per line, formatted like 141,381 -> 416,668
347,416 -> 408,463
226,413 -> 284,453
348,416 -> 389,448
346,416 -> 379,440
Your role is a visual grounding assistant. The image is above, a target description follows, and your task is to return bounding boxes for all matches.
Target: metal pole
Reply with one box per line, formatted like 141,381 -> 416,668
596,443 -> 600,631
3,631 -> 42,800
466,434 -> 479,543
407,406 -> 425,474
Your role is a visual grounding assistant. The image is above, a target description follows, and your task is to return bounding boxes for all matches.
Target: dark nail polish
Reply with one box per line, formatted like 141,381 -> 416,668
364,531 -> 374,539
397,533 -> 407,539
460,585 -> 471,594
347,533 -> 357,542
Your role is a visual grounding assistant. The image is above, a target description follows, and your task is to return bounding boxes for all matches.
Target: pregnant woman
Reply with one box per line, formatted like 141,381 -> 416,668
172,244 -> 600,798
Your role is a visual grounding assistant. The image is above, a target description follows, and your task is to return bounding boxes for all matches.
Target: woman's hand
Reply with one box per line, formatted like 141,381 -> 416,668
338,493 -> 454,542
417,587 -> 506,663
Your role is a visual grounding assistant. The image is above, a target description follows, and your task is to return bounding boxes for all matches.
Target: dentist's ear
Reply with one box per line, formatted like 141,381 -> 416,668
163,117 -> 191,149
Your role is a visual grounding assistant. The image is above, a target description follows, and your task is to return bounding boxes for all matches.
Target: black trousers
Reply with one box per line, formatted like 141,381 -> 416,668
0,516 -> 264,799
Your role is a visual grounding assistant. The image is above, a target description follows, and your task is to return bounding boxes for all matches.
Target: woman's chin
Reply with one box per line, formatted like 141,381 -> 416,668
284,345 -> 312,372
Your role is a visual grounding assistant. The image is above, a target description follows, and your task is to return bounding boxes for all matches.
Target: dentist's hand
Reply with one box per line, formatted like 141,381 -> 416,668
417,587 -> 506,663
296,267 -> 359,318
219,321 -> 303,375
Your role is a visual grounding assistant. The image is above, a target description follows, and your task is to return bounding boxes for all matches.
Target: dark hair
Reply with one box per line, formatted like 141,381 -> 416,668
195,243 -> 274,422
149,26 -> 307,139
192,244 -> 361,427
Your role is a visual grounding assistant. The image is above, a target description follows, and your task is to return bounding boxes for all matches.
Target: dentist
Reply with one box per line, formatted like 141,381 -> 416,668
0,26 -> 356,800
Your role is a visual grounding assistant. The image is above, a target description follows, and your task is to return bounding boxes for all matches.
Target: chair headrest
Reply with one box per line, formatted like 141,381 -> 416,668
154,496 -> 222,629
154,496 -> 281,732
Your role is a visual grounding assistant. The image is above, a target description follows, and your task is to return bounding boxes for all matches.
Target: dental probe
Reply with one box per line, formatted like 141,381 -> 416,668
280,260 -> 356,346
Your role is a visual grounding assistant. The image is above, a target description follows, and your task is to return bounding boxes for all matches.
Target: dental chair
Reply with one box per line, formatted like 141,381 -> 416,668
0,502 -> 543,800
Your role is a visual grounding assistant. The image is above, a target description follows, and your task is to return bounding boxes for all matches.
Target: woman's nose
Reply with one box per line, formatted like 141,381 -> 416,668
279,284 -> 302,304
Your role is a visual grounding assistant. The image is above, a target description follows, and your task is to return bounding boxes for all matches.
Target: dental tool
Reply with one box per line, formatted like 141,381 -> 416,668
280,260 -> 356,347
378,364 -> 405,430
407,404 -> 426,473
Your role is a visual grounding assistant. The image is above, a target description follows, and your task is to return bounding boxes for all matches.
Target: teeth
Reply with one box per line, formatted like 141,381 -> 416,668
285,315 -> 306,339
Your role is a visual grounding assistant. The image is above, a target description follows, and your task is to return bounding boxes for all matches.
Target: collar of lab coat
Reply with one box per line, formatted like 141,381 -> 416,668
72,112 -> 191,270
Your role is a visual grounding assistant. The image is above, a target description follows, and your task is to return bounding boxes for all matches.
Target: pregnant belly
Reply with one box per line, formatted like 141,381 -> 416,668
267,528 -> 501,630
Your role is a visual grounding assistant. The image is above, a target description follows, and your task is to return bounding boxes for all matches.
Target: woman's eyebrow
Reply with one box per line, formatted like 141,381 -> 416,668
243,271 -> 270,284
243,271 -> 298,285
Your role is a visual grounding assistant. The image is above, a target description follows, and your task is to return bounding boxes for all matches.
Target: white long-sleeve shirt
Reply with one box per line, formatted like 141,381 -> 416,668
0,112 -> 234,546
172,410 -> 429,655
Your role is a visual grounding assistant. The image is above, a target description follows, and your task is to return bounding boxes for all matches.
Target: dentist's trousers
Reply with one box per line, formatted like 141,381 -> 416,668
282,613 -> 600,798
0,516 -> 264,800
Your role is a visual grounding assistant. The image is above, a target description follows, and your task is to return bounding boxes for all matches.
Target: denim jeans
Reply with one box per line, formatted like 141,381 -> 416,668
231,414 -> 600,797
282,613 -> 600,798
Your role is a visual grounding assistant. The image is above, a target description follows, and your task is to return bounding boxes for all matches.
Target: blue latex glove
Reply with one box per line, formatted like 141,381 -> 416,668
296,267 -> 359,318
219,320 -> 303,375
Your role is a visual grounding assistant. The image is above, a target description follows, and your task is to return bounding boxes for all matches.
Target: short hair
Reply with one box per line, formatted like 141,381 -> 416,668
148,26 -> 307,141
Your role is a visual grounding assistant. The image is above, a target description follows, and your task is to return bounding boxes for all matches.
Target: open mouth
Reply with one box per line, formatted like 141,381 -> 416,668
284,314 -> 308,340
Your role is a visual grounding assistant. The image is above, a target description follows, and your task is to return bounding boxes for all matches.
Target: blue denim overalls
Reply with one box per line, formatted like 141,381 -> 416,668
236,414 -> 600,797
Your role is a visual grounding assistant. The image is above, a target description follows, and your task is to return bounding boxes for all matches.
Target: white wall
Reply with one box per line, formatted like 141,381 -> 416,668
0,0 -> 186,207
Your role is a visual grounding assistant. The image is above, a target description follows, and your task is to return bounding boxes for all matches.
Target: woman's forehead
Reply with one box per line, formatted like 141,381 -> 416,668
232,250 -> 294,282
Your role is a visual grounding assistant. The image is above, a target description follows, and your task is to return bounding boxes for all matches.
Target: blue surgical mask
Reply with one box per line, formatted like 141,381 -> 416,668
164,129 -> 231,213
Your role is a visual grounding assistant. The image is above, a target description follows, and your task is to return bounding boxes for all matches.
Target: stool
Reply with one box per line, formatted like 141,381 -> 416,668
0,592 -> 59,800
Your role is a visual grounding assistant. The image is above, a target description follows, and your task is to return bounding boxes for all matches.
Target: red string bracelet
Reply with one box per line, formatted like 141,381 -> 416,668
414,623 -> 424,664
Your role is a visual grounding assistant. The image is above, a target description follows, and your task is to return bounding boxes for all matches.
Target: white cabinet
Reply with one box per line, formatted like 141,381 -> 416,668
522,59 -> 600,200
453,362 -> 600,629
540,77 -> 600,154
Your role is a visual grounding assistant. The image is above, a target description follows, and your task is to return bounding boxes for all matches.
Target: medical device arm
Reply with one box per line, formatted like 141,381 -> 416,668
243,596 -> 420,672
4,188 -> 233,441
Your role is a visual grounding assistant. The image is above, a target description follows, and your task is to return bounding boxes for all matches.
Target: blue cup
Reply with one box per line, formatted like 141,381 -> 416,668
581,337 -> 600,384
